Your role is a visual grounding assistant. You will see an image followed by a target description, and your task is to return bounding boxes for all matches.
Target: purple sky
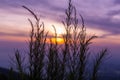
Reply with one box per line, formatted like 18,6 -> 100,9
0,0 -> 120,70
0,0 -> 120,37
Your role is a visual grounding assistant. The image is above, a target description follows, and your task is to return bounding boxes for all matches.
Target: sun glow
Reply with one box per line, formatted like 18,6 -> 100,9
45,23 -> 65,44
56,27 -> 64,36
45,21 -> 65,37
51,38 -> 64,44
51,26 -> 65,44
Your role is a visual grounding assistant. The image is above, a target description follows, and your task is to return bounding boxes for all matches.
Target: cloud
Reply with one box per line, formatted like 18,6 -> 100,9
0,32 -> 27,37
107,10 -> 120,16
86,16 -> 120,35
0,0 -> 50,7
114,0 -> 120,4
0,0 -> 65,21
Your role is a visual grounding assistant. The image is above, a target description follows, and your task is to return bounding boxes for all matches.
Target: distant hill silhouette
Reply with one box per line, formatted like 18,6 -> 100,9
0,67 -> 119,80
0,67 -> 118,80
0,67 -> 10,80
0,67 -> 20,80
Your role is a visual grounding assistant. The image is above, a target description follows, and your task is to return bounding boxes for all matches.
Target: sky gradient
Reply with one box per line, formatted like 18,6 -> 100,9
0,0 -> 120,43
0,0 -> 120,75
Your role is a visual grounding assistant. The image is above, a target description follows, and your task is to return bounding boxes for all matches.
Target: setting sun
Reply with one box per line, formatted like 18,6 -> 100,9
51,37 -> 64,44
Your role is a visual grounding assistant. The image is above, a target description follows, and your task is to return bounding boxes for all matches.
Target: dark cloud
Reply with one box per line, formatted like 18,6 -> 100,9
0,0 -> 52,14
0,0 -> 65,18
0,0 -> 50,7
85,17 -> 120,35
49,6 -> 65,13
107,10 -> 120,16
114,0 -> 120,4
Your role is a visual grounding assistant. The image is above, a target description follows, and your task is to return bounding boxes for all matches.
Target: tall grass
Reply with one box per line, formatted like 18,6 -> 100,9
11,0 -> 108,80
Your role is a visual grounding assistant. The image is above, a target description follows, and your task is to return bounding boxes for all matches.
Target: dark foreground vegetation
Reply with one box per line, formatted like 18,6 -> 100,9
0,0 -> 109,80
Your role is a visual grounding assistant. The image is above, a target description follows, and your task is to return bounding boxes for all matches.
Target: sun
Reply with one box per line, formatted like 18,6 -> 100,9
45,23 -> 65,44
51,37 -> 64,44
51,27 -> 65,44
